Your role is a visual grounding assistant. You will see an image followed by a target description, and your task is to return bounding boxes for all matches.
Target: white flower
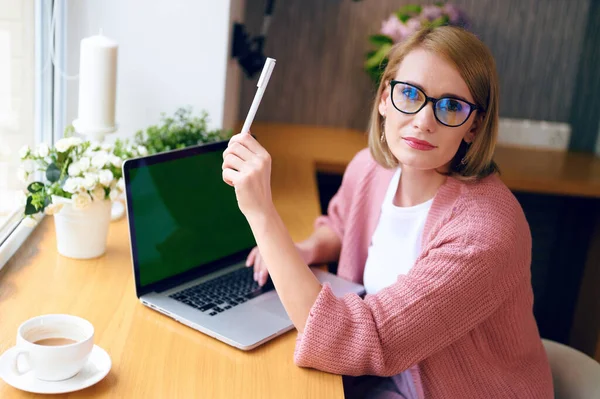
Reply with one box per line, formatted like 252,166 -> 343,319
22,159 -> 35,173
91,151 -> 110,168
68,162 -> 81,177
137,146 -> 148,156
117,178 -> 124,191
19,145 -> 30,159
101,143 -> 113,151
17,167 -> 29,183
92,186 -> 105,200
36,143 -> 49,158
15,191 -> 27,207
22,216 -> 38,228
55,137 -> 82,153
72,192 -> 92,209
55,138 -> 72,153
98,169 -> 114,186
63,177 -> 82,193
109,188 -> 119,201
79,156 -> 91,171
44,202 -> 64,215
110,155 -> 122,168
82,173 -> 98,190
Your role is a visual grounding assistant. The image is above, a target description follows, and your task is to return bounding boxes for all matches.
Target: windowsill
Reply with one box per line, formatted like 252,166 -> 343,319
0,188 -> 22,229
0,206 -> 21,241
0,208 -> 39,272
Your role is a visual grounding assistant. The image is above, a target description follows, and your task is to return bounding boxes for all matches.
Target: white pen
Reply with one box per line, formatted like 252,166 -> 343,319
241,57 -> 276,135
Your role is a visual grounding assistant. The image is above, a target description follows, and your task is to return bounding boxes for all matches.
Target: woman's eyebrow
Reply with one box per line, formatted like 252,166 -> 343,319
404,80 -> 471,102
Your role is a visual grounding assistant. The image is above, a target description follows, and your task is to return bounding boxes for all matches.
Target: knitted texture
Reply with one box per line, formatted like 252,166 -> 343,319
294,149 -> 553,398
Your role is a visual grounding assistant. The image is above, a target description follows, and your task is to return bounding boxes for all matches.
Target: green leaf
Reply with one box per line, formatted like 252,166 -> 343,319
27,182 -> 44,193
24,196 -> 38,215
46,163 -> 61,182
365,43 -> 392,70
397,4 -> 422,16
430,15 -> 450,27
369,34 -> 393,46
63,124 -> 75,137
397,13 -> 410,23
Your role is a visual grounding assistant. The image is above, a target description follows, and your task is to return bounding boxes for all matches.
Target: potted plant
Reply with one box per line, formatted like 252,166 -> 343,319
365,3 -> 470,84
18,134 -> 143,259
18,107 -> 231,259
122,107 -> 232,155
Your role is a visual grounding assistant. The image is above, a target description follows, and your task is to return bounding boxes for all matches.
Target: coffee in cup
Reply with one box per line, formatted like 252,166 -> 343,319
11,314 -> 94,381
33,337 -> 78,346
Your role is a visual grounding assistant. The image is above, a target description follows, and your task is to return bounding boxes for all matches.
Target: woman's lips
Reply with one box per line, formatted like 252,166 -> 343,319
402,137 -> 436,151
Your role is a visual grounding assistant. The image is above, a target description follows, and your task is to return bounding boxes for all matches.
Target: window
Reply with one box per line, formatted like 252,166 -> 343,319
0,0 -> 52,267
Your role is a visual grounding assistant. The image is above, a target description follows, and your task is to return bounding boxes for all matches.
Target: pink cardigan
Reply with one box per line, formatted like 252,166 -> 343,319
294,148 -> 553,398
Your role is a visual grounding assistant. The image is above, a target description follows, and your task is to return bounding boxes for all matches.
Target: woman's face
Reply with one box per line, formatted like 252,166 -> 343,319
379,48 -> 479,172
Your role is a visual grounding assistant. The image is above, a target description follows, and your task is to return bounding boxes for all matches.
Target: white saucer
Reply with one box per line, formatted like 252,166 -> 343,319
0,345 -> 111,394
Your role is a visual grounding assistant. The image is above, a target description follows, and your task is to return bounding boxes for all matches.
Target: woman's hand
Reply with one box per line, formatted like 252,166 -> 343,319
222,133 -> 275,222
246,242 -> 315,286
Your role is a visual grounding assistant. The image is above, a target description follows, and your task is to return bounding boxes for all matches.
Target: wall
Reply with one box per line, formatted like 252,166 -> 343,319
64,0 -> 244,140
569,0 -> 600,152
240,0 -> 599,151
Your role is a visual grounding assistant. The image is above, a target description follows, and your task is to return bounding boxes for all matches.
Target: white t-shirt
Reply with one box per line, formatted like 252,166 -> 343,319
363,168 -> 434,295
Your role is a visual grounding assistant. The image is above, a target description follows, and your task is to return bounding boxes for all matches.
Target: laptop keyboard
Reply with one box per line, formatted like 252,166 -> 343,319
169,267 -> 274,316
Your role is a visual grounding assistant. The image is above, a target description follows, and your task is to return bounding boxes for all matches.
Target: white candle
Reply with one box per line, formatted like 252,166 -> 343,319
76,33 -> 118,132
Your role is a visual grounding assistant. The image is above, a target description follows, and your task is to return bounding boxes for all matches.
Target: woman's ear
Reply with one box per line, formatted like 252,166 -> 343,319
464,115 -> 481,144
378,85 -> 390,117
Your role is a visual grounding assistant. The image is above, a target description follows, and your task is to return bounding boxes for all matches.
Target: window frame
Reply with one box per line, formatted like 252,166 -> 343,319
0,0 -> 58,270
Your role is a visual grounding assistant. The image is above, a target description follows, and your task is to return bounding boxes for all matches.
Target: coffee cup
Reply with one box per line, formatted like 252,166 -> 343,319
11,314 -> 94,381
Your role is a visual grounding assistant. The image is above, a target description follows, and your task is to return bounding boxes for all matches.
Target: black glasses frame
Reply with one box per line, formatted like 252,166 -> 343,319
390,80 -> 481,127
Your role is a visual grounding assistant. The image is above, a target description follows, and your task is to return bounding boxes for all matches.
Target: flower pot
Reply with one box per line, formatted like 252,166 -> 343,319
54,199 -> 112,259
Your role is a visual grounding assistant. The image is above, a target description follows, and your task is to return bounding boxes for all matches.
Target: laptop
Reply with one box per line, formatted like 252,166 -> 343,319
122,140 -> 365,350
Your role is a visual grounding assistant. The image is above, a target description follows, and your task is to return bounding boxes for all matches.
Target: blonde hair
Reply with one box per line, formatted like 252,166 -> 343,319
368,25 -> 500,180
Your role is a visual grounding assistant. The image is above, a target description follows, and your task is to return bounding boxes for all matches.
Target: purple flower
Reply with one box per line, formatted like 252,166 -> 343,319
380,14 -> 421,43
406,17 -> 422,35
380,14 -> 427,43
380,14 -> 405,42
421,5 -> 443,21
443,4 -> 463,25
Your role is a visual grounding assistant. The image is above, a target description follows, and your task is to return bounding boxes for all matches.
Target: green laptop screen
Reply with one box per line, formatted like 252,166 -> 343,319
128,149 -> 256,287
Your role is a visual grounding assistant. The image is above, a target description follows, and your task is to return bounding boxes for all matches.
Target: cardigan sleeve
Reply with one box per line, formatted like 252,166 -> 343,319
294,201 -> 531,376
313,148 -> 370,241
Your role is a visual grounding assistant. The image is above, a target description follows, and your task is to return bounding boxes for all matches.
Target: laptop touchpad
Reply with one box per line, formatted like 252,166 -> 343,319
255,298 -> 290,321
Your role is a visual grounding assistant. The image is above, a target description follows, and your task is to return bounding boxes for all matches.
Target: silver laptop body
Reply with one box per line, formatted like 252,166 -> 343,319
122,141 -> 365,350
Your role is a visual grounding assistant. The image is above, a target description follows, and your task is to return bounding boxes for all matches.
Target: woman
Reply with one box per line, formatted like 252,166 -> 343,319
222,26 -> 553,398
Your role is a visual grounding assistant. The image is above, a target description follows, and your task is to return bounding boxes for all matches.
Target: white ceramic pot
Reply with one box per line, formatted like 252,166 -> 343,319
54,199 -> 112,259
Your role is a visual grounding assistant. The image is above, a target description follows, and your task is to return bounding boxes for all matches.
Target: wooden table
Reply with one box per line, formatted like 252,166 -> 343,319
0,126 -> 345,398
2,122 -> 600,397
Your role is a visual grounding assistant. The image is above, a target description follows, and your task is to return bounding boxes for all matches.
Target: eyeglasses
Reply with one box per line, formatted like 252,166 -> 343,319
389,80 -> 482,127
